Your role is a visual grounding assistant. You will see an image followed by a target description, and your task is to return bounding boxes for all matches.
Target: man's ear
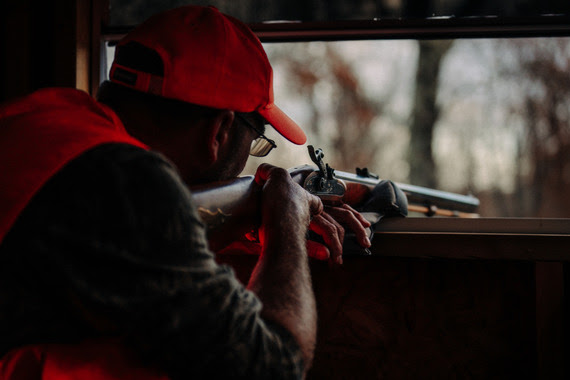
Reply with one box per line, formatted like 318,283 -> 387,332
205,110 -> 235,163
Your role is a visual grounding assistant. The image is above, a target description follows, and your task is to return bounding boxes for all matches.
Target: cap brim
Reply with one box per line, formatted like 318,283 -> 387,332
259,104 -> 306,145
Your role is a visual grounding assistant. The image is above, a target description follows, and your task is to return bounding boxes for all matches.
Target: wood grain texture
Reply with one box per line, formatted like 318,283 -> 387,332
308,257 -> 536,379
217,251 -> 539,379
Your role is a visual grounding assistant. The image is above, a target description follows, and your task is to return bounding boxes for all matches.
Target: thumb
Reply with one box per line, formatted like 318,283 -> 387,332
306,240 -> 330,261
307,192 -> 324,217
254,163 -> 275,185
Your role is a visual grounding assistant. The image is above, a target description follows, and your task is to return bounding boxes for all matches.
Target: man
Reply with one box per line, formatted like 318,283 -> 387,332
0,5 -> 370,379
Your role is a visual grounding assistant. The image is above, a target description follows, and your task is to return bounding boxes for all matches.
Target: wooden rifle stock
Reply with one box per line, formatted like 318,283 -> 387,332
190,168 -> 310,251
190,176 -> 260,252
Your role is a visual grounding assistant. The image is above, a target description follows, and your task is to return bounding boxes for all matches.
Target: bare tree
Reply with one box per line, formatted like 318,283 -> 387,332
408,40 -> 453,188
516,41 -> 570,216
263,43 -> 385,172
326,46 -> 381,170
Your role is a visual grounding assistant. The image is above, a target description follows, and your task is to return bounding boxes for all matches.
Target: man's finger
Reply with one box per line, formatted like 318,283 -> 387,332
309,214 -> 344,264
306,240 -> 330,261
254,163 -> 275,185
320,212 -> 345,244
324,205 -> 371,248
307,192 -> 324,217
342,204 -> 371,227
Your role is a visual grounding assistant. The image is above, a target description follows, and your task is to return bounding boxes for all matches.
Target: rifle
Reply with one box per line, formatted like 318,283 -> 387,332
334,171 -> 479,218
191,146 -> 479,251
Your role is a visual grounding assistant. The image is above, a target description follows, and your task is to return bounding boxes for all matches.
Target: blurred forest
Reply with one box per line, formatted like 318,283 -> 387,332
245,38 -> 570,218
106,0 -> 570,217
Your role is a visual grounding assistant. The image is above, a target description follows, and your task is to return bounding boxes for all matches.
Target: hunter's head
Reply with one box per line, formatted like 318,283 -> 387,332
98,5 -> 306,185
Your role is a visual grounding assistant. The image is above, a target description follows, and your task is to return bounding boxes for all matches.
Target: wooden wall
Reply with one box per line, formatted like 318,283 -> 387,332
219,234 -> 569,379
0,0 -> 103,103
308,257 -> 537,379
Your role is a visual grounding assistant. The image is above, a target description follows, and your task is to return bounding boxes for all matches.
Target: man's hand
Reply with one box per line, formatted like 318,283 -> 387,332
287,165 -> 372,264
254,164 -> 323,241
248,163 -> 320,372
308,204 -> 371,264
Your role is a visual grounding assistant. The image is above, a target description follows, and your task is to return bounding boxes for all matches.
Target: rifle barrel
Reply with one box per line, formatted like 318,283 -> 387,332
334,170 -> 480,214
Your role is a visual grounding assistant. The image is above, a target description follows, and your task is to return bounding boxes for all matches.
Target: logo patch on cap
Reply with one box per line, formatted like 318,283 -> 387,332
112,68 -> 138,87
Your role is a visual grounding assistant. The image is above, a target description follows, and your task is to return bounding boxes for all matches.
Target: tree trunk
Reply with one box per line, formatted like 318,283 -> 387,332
408,40 -> 452,188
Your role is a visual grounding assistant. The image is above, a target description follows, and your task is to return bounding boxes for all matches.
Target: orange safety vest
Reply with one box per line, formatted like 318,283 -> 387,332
0,340 -> 168,380
0,88 -> 147,243
0,88 -> 167,379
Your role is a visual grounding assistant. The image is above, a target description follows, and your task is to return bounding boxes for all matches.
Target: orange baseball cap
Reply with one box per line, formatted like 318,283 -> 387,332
110,5 -> 306,145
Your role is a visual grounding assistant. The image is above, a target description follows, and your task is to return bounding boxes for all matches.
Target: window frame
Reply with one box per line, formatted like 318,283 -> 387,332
98,12 -> 570,247
96,9 -> 570,377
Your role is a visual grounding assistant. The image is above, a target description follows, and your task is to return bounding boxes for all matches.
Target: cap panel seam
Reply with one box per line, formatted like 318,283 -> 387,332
211,15 -> 229,109
148,43 -> 171,98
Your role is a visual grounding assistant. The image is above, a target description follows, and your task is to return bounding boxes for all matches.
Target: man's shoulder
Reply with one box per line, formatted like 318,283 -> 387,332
77,143 -> 171,171
59,143 -> 182,199
4,142 -> 202,253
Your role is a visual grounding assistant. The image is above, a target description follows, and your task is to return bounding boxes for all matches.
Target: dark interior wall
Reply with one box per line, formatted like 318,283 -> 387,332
218,253 -> 545,379
0,0 -> 77,103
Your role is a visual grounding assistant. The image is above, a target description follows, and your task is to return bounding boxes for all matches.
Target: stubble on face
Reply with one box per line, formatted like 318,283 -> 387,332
203,117 -> 257,182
